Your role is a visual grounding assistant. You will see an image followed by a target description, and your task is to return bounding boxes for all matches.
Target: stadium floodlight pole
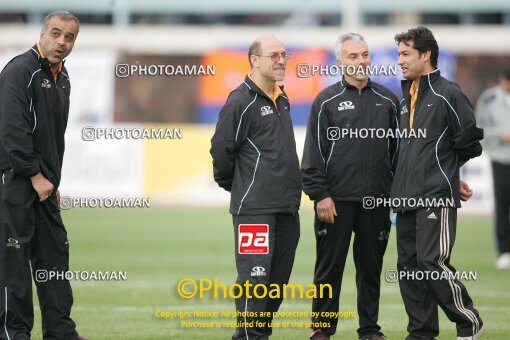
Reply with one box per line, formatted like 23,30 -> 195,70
342,0 -> 360,28
112,0 -> 130,26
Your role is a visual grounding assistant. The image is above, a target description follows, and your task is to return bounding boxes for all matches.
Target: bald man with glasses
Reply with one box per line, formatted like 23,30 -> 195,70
210,35 -> 301,340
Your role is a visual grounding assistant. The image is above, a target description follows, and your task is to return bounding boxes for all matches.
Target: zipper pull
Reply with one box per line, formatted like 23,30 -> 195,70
2,173 -> 5,184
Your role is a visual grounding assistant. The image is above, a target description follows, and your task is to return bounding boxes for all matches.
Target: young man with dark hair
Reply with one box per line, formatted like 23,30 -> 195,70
475,68 -> 510,270
392,26 -> 484,340
0,10 -> 86,340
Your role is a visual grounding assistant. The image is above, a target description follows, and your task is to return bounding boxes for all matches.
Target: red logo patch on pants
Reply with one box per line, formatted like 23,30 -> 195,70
238,224 -> 269,254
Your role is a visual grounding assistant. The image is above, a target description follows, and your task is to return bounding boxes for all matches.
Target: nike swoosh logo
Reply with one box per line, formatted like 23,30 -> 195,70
427,103 -> 434,107
376,103 -> 382,106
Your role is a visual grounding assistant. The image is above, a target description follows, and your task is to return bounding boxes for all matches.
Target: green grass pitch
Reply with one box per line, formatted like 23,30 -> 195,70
27,208 -> 510,339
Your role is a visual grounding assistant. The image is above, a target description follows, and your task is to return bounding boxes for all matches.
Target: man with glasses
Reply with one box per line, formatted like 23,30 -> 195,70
210,35 -> 301,340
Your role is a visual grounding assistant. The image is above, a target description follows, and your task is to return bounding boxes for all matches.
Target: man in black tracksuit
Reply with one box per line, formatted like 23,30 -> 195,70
210,35 -> 301,340
392,27 -> 484,339
0,11 -> 84,340
301,33 -> 398,340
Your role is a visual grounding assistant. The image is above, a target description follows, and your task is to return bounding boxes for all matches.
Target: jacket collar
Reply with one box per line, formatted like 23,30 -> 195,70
243,75 -> 286,100
401,68 -> 441,101
30,43 -> 65,76
340,76 -> 374,90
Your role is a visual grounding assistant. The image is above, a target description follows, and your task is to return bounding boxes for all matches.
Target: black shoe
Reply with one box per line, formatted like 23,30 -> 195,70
77,335 -> 88,340
310,329 -> 330,340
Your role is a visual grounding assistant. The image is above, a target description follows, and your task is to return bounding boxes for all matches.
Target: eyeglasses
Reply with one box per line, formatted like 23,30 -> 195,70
254,52 -> 291,62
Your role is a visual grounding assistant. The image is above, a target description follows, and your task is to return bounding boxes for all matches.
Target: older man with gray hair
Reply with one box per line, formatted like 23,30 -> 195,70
301,33 -> 399,340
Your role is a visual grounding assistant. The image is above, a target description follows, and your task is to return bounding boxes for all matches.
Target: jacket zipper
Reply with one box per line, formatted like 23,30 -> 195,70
401,86 -> 414,207
274,99 -> 280,117
359,88 -> 368,194
403,82 -> 423,198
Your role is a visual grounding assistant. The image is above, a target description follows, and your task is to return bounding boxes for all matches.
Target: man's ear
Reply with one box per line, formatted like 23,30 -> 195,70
250,55 -> 259,68
421,50 -> 432,64
336,58 -> 342,67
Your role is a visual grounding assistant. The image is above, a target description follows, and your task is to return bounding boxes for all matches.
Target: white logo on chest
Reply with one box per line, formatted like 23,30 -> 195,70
260,106 -> 274,116
41,78 -> 51,89
338,101 -> 355,111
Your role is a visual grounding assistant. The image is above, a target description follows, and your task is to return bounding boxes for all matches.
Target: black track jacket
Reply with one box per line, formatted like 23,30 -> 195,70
391,69 -> 483,212
301,77 -> 399,203
0,45 -> 71,188
210,76 -> 301,215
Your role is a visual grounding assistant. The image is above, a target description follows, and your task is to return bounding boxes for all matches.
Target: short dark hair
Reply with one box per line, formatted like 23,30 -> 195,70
248,40 -> 262,68
394,26 -> 439,68
42,10 -> 80,33
502,68 -> 510,81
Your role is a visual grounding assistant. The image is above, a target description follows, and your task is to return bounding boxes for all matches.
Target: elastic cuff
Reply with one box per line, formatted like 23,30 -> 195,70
314,192 -> 331,203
